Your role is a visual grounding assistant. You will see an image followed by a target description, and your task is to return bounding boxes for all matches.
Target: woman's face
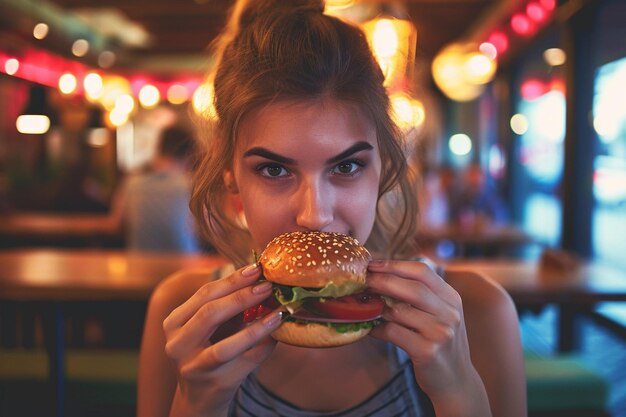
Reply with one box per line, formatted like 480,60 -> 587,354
230,99 -> 382,251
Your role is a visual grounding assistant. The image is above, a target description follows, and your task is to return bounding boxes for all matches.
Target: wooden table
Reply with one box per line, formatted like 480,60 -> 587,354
0,213 -> 122,247
418,224 -> 535,257
0,249 -> 226,300
0,249 -> 227,417
445,259 -> 626,352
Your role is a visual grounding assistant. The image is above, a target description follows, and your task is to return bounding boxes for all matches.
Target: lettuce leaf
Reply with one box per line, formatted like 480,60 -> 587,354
273,281 -> 366,305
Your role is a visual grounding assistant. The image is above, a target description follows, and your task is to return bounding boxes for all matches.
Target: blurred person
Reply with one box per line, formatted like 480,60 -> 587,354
419,164 -> 454,229
449,163 -> 508,231
110,125 -> 202,253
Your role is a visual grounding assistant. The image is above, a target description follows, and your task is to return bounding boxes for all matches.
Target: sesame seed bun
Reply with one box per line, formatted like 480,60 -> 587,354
259,231 -> 371,288
271,321 -> 372,348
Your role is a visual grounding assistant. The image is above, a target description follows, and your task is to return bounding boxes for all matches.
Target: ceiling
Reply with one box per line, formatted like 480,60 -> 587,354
0,0 -> 502,75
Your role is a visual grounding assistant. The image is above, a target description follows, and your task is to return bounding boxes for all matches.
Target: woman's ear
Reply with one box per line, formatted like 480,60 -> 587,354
223,170 -> 239,194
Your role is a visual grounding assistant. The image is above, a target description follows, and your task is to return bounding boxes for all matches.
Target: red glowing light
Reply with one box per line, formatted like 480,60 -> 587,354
511,13 -> 535,36
526,2 -> 547,22
0,46 -> 205,103
521,79 -> 547,100
549,78 -> 565,93
540,0 -> 557,12
488,32 -> 509,54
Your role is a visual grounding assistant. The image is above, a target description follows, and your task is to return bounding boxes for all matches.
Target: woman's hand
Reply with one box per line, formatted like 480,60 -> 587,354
162,264 -> 283,417
366,260 -> 491,417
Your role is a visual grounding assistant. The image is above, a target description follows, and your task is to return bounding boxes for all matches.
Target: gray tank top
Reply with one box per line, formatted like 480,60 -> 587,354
227,345 -> 434,417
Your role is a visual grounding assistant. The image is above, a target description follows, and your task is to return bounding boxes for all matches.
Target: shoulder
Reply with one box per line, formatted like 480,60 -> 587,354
444,267 -> 521,342
444,268 -> 514,317
149,267 -> 222,317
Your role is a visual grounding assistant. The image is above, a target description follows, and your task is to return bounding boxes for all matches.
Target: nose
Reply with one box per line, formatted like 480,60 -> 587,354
294,177 -> 334,231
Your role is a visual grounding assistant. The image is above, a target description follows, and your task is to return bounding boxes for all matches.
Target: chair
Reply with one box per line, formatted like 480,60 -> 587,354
0,348 -> 137,417
525,353 -> 611,417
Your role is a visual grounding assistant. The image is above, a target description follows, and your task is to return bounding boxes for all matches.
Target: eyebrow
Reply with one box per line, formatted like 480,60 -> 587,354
243,141 -> 374,165
326,142 -> 373,165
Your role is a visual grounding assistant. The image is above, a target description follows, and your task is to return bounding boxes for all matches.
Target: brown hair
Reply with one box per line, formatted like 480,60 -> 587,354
190,0 -> 418,266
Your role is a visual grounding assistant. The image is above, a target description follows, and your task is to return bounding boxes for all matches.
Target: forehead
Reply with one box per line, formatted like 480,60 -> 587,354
236,99 -> 377,152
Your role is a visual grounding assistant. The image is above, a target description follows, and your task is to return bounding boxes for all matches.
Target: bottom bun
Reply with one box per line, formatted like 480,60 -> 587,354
271,321 -> 371,348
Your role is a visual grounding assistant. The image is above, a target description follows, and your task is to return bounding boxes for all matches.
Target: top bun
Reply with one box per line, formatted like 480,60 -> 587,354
259,231 -> 371,288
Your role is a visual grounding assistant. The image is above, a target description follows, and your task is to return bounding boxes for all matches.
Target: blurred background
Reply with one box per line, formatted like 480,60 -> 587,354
0,0 -> 625,416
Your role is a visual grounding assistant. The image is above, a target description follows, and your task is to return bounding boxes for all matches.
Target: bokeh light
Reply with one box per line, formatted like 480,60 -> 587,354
138,84 -> 160,108
4,58 -> 19,75
449,133 -> 473,156
33,23 -> 49,40
510,113 -> 529,135
58,73 -> 77,94
72,39 -> 90,57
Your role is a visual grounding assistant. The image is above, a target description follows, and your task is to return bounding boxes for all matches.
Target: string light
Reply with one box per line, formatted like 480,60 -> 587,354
192,83 -> 216,118
511,13 -> 534,36
526,2 -> 547,23
543,48 -> 566,66
72,39 -> 90,57
33,23 -> 49,40
487,32 -> 509,55
167,84 -> 189,105
98,51 -> 116,68
58,73 -> 77,94
4,58 -> 19,75
84,72 -> 104,100
138,84 -> 160,108
479,42 -> 498,60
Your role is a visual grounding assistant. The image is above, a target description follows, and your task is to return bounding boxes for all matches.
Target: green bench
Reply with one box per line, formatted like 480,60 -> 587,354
0,349 -> 613,416
0,348 -> 137,416
525,353 -> 611,417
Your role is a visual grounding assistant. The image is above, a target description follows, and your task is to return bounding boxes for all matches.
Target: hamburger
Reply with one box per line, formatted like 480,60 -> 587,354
256,231 -> 384,348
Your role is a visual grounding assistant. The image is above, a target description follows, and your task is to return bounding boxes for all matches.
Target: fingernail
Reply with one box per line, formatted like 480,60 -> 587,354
263,311 -> 282,328
252,281 -> 272,294
368,259 -> 385,268
242,263 -> 259,277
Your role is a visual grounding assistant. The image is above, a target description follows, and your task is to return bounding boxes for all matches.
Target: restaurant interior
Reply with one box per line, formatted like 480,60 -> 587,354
1,0 -> 625,415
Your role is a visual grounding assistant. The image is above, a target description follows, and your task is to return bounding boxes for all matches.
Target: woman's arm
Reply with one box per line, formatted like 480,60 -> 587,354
137,270 -> 206,417
446,269 -> 527,417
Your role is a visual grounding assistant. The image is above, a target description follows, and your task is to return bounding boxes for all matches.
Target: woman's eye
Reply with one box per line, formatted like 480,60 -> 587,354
332,160 -> 363,175
258,164 -> 289,178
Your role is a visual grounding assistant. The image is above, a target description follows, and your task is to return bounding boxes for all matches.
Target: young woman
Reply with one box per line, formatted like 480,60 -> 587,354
137,1 -> 527,416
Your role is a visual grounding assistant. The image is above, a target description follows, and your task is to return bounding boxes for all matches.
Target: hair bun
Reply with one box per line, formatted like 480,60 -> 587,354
237,0 -> 325,29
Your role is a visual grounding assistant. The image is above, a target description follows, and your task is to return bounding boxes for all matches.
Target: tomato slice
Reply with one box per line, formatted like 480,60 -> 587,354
303,292 -> 384,322
243,295 -> 281,323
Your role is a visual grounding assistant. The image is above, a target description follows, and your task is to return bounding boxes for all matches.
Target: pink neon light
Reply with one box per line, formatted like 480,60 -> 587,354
488,32 -> 509,54
526,2 -> 547,23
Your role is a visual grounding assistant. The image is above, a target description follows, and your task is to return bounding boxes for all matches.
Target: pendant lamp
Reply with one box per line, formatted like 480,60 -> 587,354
15,85 -> 56,134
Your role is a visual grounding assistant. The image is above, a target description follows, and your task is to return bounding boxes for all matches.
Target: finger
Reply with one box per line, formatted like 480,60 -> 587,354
368,260 -> 460,306
369,321 -> 433,361
164,264 -> 261,333
368,271 -> 451,317
368,260 -> 443,290
180,335 -> 277,386
196,309 -> 284,366
166,281 -> 273,358
383,302 -> 461,343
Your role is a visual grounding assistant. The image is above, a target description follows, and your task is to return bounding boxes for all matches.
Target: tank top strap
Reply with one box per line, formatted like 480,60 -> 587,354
229,345 -> 434,417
